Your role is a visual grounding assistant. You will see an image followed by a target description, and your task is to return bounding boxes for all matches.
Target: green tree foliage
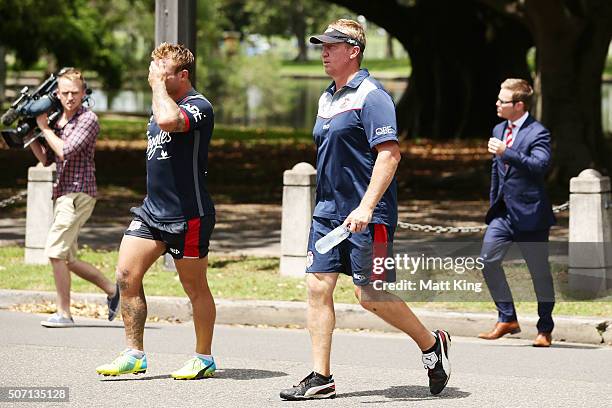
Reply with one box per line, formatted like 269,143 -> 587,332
215,0 -> 252,35
0,0 -> 153,89
244,0 -> 345,61
97,0 -> 155,85
195,0 -> 228,97
195,0 -> 295,124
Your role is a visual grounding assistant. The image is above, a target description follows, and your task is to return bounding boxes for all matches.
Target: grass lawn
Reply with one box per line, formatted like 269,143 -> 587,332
1,246 -> 609,318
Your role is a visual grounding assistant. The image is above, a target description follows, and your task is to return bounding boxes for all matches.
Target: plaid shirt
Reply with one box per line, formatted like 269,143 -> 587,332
44,107 -> 99,199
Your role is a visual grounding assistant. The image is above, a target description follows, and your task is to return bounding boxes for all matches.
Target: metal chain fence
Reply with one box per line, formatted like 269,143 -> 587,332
0,190 -> 27,209
398,201 -> 569,234
0,190 -> 570,234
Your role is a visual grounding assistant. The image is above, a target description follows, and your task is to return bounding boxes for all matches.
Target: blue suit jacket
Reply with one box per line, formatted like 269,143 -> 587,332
485,114 -> 556,231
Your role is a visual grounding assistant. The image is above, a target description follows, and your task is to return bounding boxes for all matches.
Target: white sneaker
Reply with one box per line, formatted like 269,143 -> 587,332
41,313 -> 75,328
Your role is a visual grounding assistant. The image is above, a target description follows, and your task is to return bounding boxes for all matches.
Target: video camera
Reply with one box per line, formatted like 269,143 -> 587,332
1,67 -> 92,149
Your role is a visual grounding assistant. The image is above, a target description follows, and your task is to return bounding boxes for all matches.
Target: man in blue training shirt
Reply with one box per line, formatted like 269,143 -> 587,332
280,19 -> 452,400
96,43 -> 216,380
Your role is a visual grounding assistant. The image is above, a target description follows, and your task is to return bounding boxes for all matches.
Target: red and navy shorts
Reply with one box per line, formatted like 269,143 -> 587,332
124,215 -> 215,259
306,216 -> 395,286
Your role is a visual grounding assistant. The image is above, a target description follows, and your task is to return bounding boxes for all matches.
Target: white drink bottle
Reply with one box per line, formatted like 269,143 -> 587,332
315,225 -> 350,254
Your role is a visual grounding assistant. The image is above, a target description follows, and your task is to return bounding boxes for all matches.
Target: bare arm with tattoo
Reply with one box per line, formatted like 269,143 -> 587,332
148,60 -> 188,133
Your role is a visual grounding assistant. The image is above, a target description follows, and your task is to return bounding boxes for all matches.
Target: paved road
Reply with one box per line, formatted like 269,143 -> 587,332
1,310 -> 609,407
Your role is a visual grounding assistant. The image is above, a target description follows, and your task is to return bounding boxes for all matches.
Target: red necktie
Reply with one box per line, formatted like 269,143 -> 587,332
505,123 -> 516,148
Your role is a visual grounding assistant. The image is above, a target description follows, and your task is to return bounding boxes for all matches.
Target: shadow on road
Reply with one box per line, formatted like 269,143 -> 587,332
99,369 -> 288,382
337,385 -> 470,401
50,324 -> 161,330
101,374 -> 170,382
480,342 -> 602,350
213,368 -> 288,380
545,343 -> 604,350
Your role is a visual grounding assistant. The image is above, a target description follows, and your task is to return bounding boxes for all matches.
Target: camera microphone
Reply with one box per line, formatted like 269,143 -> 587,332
1,108 -> 18,126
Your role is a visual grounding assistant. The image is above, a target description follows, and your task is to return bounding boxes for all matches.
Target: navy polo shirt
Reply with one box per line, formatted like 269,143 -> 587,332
313,69 -> 399,226
138,89 -> 215,224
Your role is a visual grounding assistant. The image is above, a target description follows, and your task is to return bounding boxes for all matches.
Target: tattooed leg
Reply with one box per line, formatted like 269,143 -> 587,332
120,279 -> 148,350
116,235 -> 165,351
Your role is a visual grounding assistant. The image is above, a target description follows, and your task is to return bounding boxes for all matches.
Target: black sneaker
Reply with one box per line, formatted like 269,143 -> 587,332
280,371 -> 336,400
422,329 -> 451,395
107,282 -> 120,321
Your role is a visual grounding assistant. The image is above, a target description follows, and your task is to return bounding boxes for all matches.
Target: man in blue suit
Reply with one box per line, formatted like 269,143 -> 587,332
478,78 -> 556,347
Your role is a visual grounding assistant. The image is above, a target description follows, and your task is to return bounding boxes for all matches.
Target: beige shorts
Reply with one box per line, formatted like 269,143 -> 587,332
45,192 -> 96,262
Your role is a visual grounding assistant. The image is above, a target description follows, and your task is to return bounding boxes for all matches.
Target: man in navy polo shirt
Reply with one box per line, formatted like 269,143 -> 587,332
280,19 -> 452,400
96,43 -> 217,380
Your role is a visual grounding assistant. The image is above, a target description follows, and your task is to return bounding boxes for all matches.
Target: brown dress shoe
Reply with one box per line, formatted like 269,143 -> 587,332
533,332 -> 552,347
477,321 -> 521,340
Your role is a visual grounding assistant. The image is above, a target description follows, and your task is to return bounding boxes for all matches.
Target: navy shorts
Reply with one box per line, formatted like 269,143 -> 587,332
124,215 -> 215,259
306,216 -> 396,286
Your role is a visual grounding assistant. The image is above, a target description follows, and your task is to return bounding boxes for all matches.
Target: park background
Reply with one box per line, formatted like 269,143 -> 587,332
0,0 -> 611,319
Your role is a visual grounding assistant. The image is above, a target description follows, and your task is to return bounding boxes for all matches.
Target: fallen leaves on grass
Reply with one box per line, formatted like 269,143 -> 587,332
10,300 -> 109,319
9,301 -> 184,323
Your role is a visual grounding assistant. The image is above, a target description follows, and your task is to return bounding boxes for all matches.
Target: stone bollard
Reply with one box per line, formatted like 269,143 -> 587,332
163,253 -> 176,271
280,162 -> 316,278
568,169 -> 612,295
25,164 -> 56,264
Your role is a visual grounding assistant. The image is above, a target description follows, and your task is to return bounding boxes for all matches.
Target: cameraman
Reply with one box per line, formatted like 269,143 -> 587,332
29,68 -> 119,327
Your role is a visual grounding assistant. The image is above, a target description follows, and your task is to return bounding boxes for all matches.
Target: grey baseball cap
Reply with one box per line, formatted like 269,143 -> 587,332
309,27 -> 365,50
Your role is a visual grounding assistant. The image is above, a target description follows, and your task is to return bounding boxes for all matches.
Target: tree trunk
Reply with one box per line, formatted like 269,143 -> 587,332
397,1 -> 532,138
329,0 -> 611,182
0,46 -> 6,105
331,0 -> 532,139
291,5 -> 309,62
385,32 -> 394,59
295,33 -> 308,62
524,0 -> 612,182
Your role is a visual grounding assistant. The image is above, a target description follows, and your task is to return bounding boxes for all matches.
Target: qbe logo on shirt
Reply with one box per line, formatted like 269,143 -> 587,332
375,126 -> 394,136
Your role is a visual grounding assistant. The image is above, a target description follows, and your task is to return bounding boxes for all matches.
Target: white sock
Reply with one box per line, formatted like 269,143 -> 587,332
127,348 -> 145,359
195,353 -> 213,362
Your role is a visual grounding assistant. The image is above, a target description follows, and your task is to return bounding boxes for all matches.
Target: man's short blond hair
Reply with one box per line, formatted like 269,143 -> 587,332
151,42 -> 195,73
501,78 -> 534,110
57,67 -> 86,89
328,19 -> 366,64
